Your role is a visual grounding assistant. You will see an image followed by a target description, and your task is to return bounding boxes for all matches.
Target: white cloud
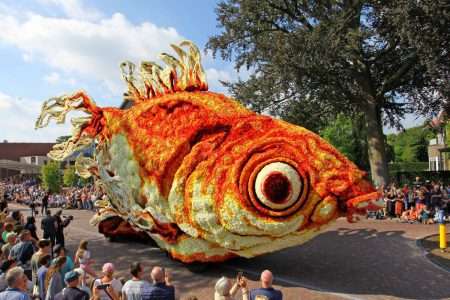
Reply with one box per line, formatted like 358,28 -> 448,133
0,10 -> 184,95
43,72 -> 60,84
0,91 -> 70,142
36,0 -> 102,21
43,72 -> 77,86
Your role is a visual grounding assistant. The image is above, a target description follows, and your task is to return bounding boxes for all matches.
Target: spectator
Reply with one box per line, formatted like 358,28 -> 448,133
1,232 -> 17,260
53,245 -> 74,281
31,239 -> 51,296
148,266 -> 175,300
41,211 -> 56,250
0,259 -> 17,291
2,223 -> 14,243
249,270 -> 282,300
215,276 -> 248,300
37,254 -> 51,300
54,270 -> 89,300
0,266 -> 30,300
45,256 -> 66,300
121,262 -> 151,300
74,240 -> 96,278
93,263 -> 122,300
41,193 -> 49,215
9,230 -> 35,279
24,217 -> 39,241
54,210 -> 71,248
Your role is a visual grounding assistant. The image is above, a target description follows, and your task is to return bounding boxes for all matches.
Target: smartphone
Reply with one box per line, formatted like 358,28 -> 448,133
97,283 -> 110,290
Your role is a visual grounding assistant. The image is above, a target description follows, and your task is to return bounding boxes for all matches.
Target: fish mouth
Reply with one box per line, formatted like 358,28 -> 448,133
345,191 -> 383,222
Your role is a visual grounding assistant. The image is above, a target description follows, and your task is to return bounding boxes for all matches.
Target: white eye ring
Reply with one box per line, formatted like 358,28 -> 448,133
254,162 -> 302,210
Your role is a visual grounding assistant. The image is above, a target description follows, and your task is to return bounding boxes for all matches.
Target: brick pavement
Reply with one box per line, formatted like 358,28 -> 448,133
9,204 -> 450,299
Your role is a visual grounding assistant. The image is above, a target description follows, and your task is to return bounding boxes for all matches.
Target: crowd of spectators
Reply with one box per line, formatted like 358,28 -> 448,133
0,200 -> 284,299
1,180 -> 105,212
370,177 -> 450,224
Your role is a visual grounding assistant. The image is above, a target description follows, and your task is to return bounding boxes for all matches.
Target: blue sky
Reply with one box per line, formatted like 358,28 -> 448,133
0,0 -> 421,142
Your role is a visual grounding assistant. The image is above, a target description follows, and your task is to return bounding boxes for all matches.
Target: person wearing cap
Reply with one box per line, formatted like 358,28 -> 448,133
31,239 -> 51,297
37,255 -> 51,300
1,231 -> 17,260
0,266 -> 30,300
54,271 -> 89,300
92,263 -> 122,300
0,259 -> 17,291
53,245 -> 74,282
248,270 -> 282,300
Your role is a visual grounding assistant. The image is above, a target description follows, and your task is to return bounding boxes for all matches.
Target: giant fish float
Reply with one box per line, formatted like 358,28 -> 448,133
36,41 -> 383,263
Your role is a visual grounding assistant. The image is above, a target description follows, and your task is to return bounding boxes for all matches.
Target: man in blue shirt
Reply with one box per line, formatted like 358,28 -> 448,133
147,266 -> 175,300
0,266 -> 31,300
249,270 -> 282,300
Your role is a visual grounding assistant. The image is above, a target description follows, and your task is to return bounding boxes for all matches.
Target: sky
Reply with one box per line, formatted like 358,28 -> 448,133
0,0 -> 422,142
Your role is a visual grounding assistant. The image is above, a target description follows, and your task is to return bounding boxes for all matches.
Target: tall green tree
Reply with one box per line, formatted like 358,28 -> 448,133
63,166 -> 78,187
207,0 -> 449,185
40,161 -> 62,193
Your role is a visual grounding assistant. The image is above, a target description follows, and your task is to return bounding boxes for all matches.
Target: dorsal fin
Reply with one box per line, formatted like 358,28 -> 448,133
120,40 -> 208,105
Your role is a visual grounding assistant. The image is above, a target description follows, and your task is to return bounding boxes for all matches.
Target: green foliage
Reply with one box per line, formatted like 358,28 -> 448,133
40,161 -> 62,193
63,166 -> 78,187
320,114 -> 369,171
387,125 -> 434,162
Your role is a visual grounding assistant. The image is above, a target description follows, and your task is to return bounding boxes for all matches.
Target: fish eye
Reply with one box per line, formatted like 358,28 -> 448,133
254,162 -> 301,210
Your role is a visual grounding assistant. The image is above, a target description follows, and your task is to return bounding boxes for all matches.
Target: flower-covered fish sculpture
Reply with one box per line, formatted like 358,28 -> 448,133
36,41 -> 382,263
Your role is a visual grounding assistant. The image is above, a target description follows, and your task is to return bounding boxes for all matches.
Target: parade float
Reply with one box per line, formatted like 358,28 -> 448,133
35,41 -> 383,263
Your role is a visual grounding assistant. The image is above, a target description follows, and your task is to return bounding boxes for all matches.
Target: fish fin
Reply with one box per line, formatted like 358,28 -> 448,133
120,40 -> 208,103
35,91 -> 104,161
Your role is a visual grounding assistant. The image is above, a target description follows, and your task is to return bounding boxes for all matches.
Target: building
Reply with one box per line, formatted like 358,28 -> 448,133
427,112 -> 449,171
0,142 -> 54,179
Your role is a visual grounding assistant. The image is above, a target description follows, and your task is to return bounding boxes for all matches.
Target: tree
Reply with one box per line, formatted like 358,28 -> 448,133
207,0 -> 449,185
387,125 -> 434,162
63,166 -> 78,187
41,161 -> 62,193
320,114 -> 369,171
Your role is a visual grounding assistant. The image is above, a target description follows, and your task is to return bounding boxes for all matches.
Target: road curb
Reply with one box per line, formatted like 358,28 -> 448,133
416,234 -> 450,274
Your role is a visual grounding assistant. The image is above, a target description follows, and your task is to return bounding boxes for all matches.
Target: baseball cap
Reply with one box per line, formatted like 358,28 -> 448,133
102,263 -> 115,273
64,270 -> 80,283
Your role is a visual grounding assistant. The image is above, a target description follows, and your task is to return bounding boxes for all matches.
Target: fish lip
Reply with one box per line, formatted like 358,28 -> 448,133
345,191 -> 383,222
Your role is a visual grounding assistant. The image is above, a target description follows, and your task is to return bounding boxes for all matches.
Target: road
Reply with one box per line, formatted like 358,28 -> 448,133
11,204 -> 450,300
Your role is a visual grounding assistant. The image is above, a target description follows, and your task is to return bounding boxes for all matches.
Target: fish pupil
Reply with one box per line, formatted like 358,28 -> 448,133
263,172 -> 291,204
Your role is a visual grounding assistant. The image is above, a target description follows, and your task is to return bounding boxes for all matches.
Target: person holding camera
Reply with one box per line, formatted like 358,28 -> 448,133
54,210 -> 72,248
92,263 -> 122,300
214,272 -> 248,300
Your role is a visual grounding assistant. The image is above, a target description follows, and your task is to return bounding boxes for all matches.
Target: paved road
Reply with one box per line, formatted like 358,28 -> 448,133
11,204 -> 450,299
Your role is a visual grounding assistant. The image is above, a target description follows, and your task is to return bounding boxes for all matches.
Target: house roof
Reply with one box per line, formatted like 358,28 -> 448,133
0,143 -> 55,161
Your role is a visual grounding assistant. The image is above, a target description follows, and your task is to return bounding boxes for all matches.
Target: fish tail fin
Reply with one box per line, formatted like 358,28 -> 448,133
35,91 -> 104,161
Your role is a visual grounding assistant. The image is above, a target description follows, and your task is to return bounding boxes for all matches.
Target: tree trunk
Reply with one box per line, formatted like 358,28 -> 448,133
363,100 -> 389,187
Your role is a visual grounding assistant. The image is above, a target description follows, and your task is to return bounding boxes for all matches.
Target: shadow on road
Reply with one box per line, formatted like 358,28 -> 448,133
224,227 -> 450,299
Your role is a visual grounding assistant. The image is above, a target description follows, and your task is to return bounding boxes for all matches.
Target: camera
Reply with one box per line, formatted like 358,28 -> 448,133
63,215 -> 74,221
96,283 -> 110,290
